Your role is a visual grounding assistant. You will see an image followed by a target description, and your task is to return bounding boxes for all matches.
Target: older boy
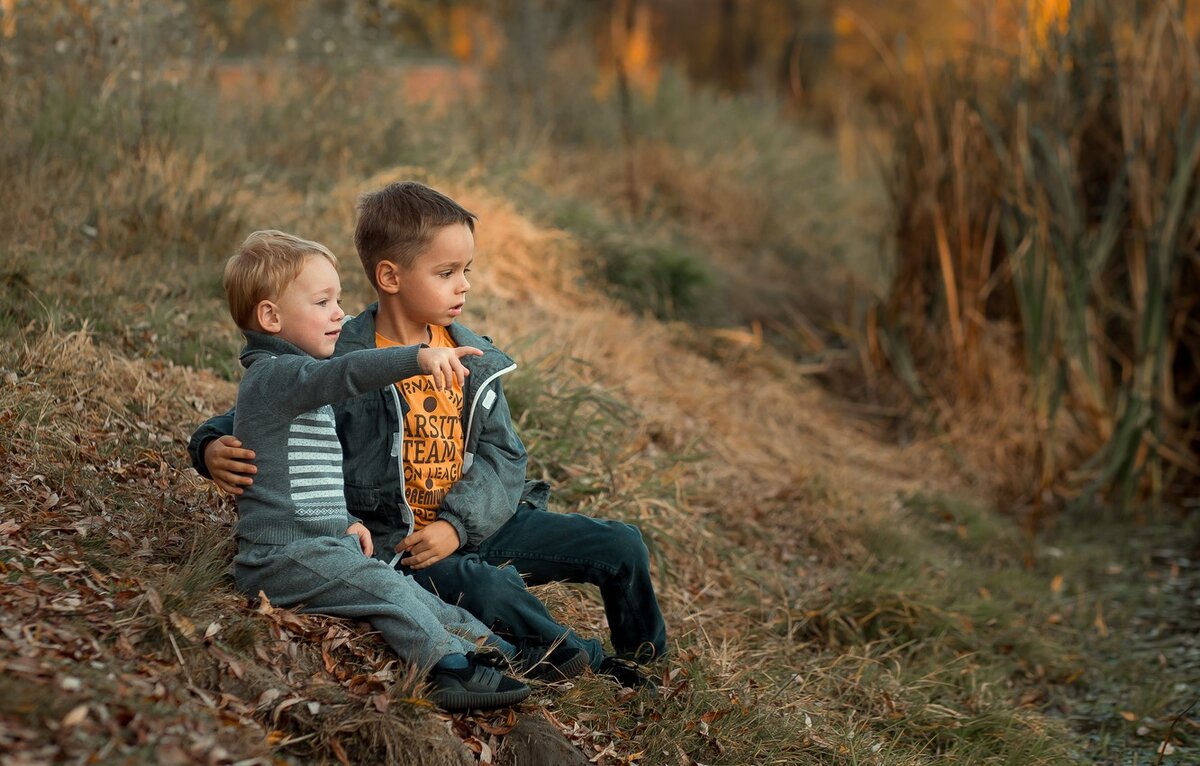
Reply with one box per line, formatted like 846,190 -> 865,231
191,183 -> 666,686
217,229 -> 532,711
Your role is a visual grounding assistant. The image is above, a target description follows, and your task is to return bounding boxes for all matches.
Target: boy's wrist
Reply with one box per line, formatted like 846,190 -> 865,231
194,436 -> 218,478
437,514 -> 468,550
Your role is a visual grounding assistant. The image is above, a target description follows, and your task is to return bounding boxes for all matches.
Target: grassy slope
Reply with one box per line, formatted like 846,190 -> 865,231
4,175 -> 1195,764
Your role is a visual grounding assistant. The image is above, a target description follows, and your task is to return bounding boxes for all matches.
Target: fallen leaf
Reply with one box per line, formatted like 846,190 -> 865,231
145,587 -> 162,614
169,612 -> 196,640
1119,711 -> 1136,721
272,696 -> 307,722
1050,575 -> 1064,594
256,688 -> 282,708
329,736 -> 351,766
61,704 -> 89,728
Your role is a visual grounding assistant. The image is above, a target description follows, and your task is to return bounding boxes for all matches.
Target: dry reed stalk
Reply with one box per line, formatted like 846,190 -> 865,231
873,0 -> 1200,512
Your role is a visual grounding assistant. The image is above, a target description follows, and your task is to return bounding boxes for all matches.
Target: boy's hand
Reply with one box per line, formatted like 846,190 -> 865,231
416,346 -> 483,391
347,522 -> 373,557
397,520 -> 460,569
204,435 -> 257,495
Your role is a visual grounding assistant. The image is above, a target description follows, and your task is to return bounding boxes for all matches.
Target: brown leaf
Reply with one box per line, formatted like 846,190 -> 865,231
61,704 -> 89,728
699,708 -> 731,724
477,712 -> 516,736
272,696 -> 307,722
256,688 -> 282,709
169,612 -> 196,640
329,736 -> 351,766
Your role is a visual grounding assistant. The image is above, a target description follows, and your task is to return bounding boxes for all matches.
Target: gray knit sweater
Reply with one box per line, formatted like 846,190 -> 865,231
232,331 -> 424,545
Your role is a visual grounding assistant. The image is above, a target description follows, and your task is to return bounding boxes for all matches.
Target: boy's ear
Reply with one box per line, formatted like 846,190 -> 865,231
255,299 -> 282,333
375,260 -> 403,295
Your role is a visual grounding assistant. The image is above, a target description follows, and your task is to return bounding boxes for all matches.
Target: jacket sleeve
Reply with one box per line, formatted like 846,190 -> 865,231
187,408 -> 235,479
437,380 -> 527,548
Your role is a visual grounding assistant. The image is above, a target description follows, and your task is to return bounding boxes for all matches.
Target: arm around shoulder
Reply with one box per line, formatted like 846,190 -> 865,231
187,408 -> 235,478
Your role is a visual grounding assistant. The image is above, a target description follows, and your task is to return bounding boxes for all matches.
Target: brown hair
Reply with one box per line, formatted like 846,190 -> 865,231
223,230 -> 338,330
354,182 -> 476,288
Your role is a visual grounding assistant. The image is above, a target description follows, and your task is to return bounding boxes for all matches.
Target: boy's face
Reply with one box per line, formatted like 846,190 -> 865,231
388,223 -> 474,330
271,255 -> 345,358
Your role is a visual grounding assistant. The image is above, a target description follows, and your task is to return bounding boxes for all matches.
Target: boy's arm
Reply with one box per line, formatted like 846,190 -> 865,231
258,345 -> 483,421
261,346 -> 428,415
437,380 -> 528,547
187,408 -> 236,479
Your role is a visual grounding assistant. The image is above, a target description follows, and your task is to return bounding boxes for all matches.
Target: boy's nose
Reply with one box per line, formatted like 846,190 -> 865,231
459,276 -> 470,293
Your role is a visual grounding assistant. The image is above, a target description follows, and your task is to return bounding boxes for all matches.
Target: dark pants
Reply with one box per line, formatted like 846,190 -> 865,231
402,506 -> 667,669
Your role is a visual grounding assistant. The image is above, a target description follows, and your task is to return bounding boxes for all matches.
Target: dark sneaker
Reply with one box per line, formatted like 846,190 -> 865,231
514,644 -> 589,682
597,655 -> 658,691
428,655 -> 530,711
477,644 -> 590,682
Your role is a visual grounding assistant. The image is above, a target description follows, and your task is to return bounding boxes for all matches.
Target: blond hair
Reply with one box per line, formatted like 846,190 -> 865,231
224,230 -> 338,330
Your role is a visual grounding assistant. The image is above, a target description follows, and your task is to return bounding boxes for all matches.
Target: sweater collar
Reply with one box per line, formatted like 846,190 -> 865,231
239,331 -> 312,368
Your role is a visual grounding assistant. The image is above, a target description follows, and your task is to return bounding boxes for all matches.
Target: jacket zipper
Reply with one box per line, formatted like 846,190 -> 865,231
385,383 -> 416,568
461,362 -> 517,474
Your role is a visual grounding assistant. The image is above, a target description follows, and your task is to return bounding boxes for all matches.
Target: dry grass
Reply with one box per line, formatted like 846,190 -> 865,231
870,0 -> 1200,515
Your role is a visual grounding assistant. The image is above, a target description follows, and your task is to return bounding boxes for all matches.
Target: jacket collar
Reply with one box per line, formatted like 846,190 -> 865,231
338,303 -> 515,377
239,331 -> 311,369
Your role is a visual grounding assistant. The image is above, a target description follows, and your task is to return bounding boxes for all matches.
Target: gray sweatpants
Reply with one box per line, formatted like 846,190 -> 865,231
233,534 -> 487,669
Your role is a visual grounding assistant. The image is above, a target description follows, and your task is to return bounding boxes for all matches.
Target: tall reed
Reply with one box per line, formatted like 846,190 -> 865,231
874,0 -> 1200,513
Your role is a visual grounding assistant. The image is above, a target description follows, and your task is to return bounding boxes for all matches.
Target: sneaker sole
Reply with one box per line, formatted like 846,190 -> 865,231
429,685 -> 530,711
527,649 -> 590,682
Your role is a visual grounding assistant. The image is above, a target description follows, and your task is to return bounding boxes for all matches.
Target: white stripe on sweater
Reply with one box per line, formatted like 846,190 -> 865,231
287,451 -> 342,461
289,476 -> 342,488
292,489 -> 346,501
288,463 -> 342,474
287,437 -> 340,448
289,423 -> 338,435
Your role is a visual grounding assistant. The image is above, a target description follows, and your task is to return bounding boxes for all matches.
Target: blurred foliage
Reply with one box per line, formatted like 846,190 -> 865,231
873,0 -> 1200,514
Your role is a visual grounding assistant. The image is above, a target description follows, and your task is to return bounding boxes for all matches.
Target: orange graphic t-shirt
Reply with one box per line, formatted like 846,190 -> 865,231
376,326 -> 465,529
